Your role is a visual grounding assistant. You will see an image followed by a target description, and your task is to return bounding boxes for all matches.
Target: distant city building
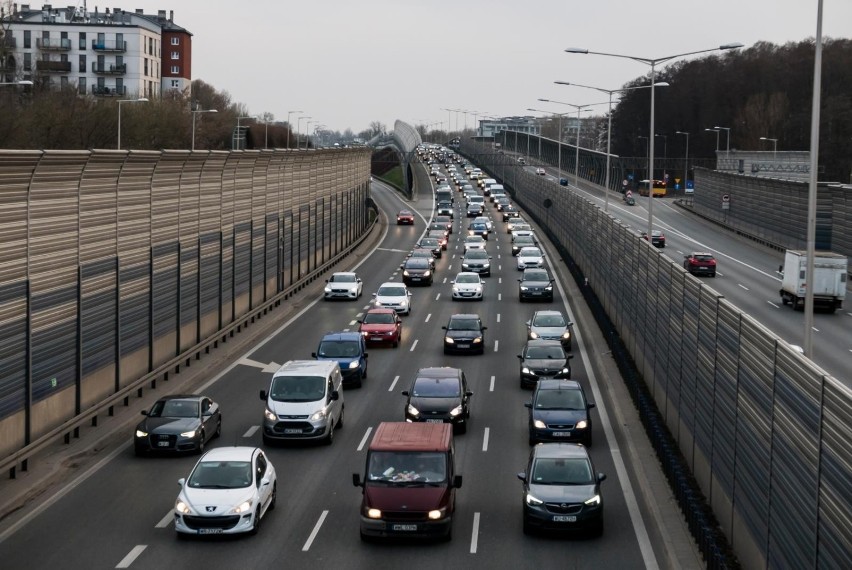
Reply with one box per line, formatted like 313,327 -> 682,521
479,117 -> 540,138
0,4 -> 192,97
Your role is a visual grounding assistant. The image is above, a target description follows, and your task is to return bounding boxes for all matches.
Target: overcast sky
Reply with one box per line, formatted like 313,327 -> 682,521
129,0 -> 850,133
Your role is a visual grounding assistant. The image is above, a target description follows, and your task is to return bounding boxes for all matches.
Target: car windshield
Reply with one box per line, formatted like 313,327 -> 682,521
521,248 -> 542,257
531,458 -> 593,485
331,274 -> 356,283
367,451 -> 447,484
412,377 -> 461,397
150,399 -> 198,418
187,460 -> 253,489
406,259 -> 430,269
420,239 -> 439,247
471,224 -> 486,230
317,340 -> 361,358
523,271 -> 549,282
449,318 -> 480,331
363,312 -> 395,325
514,237 -> 534,246
465,237 -> 484,243
535,390 -> 585,410
466,251 -> 488,260
525,346 -> 566,359
378,286 -> 406,297
534,314 -> 565,327
269,375 -> 326,402
456,274 -> 480,284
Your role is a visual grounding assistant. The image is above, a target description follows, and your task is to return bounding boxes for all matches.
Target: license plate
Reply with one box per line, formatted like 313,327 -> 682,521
411,277 -> 421,281
283,428 -> 302,434
198,528 -> 224,534
457,344 -> 469,349
157,441 -> 170,447
370,337 -> 383,342
392,524 -> 418,531
552,432 -> 571,437
552,515 -> 577,522
426,419 -> 443,423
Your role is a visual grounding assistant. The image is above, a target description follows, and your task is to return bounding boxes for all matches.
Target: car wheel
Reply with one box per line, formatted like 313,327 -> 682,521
196,431 -> 205,455
250,506 -> 262,535
457,422 -> 467,435
591,518 -> 604,538
360,530 -> 374,543
519,296 -> 525,303
441,525 -> 453,542
324,420 -> 335,446
269,482 -> 277,510
262,433 -> 275,447
215,418 -> 222,439
710,273 -> 716,278
337,407 -> 344,429
585,433 -> 592,447
443,347 -> 450,355
175,530 -> 189,541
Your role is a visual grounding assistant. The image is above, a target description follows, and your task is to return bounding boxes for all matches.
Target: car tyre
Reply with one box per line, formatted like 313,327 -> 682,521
262,433 -> 275,447
585,433 -> 592,447
522,518 -> 533,536
324,420 -> 335,446
591,519 -> 604,538
359,530 -> 374,543
134,445 -> 145,457
249,507 -> 262,536
215,418 -> 222,439
710,273 -> 716,278
528,437 -> 537,446
269,482 -> 277,510
337,407 -> 344,429
196,431 -> 205,455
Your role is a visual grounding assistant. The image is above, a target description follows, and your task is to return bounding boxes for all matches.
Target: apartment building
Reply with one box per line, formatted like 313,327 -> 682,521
0,4 -> 192,97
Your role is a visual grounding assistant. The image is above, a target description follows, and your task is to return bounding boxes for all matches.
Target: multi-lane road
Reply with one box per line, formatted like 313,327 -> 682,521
0,160 -> 689,569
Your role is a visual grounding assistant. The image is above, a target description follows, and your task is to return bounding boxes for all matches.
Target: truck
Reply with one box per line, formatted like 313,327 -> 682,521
779,250 -> 848,312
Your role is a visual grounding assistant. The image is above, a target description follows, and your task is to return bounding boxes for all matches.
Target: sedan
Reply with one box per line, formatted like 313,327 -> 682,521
517,340 -> 572,389
517,443 -> 605,536
397,210 -> 415,225
503,206 -> 520,222
402,367 -> 473,433
512,235 -> 538,256
323,272 -> 363,300
436,202 -> 454,217
134,395 -> 221,456
642,229 -> 666,248
463,235 -> 487,253
468,221 -> 489,240
359,308 -> 402,347
527,309 -> 573,350
517,246 -> 545,271
442,313 -> 487,355
526,380 -> 594,446
684,252 -> 717,277
473,215 -> 494,232
174,446 -> 276,536
373,282 -> 412,315
461,250 -> 491,277
466,203 -> 484,218
451,272 -> 484,301
518,268 -> 554,302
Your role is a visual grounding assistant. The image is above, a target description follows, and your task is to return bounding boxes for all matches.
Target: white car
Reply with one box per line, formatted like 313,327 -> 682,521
507,220 -> 530,233
373,282 -> 412,315
517,246 -> 545,270
464,235 -> 487,252
451,272 -> 484,301
324,272 -> 362,300
535,167 -> 546,175
174,446 -> 276,536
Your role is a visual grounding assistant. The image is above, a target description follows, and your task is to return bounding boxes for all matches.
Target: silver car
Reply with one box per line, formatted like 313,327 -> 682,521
527,309 -> 573,351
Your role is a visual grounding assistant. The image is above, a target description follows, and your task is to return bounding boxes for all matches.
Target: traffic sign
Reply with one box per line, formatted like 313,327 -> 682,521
622,179 -> 628,187
722,194 -> 730,210
722,194 -> 730,202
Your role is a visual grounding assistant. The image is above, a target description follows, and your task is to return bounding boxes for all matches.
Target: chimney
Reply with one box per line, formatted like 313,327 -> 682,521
169,10 -> 173,21
135,8 -> 142,14
157,9 -> 165,19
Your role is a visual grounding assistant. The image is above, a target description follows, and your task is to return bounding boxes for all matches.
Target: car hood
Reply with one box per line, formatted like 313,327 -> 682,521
138,417 -> 200,434
531,409 -> 587,424
364,485 -> 449,512
531,326 -> 567,337
521,280 -> 550,288
409,396 -> 461,413
528,482 -> 597,504
446,330 -> 481,341
453,283 -> 482,292
376,295 -> 408,304
519,255 -> 543,262
327,282 -> 357,291
405,268 -> 430,275
523,357 -> 568,370
360,323 -> 396,334
268,399 -> 324,416
180,486 -> 256,515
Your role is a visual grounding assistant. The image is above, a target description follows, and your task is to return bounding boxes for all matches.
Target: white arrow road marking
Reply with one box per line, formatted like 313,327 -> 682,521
239,358 -> 281,373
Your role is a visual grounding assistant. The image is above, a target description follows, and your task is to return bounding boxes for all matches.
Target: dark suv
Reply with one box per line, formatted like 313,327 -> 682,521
312,331 -> 368,388
402,367 -> 473,433
442,314 -> 487,355
518,268 -> 554,302
525,380 -> 594,446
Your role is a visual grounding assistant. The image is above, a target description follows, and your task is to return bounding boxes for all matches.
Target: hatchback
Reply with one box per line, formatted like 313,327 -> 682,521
401,257 -> 434,286
461,250 -> 491,277
358,308 -> 402,347
525,380 -> 593,446
527,310 -> 573,350
373,282 -> 412,315
442,314 -> 487,355
397,210 -> 415,225
517,247 -> 545,271
684,252 -> 716,277
402,367 -> 473,433
313,331 -> 368,387
517,340 -> 572,389
451,272 -> 484,301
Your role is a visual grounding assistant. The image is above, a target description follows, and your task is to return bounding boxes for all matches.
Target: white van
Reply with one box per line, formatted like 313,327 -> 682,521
479,177 -> 497,191
260,360 -> 344,445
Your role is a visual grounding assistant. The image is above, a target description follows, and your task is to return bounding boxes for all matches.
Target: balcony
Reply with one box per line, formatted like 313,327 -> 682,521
36,60 -> 72,73
92,85 -> 127,97
92,62 -> 127,75
91,40 -> 127,53
36,38 -> 72,51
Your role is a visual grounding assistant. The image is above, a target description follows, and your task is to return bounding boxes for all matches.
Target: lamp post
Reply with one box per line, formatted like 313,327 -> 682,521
286,110 -> 303,149
675,131 -> 689,192
528,108 -> 570,182
538,98 -> 605,188
234,115 -> 252,150
715,125 -> 731,158
117,97 -> 149,150
705,128 -> 720,151
304,120 -> 316,149
760,136 -> 778,160
0,80 -> 34,86
296,115 -> 312,149
555,81 -> 665,212
566,42 -> 743,242
191,108 -> 218,151
655,133 -> 667,184
638,136 -> 649,180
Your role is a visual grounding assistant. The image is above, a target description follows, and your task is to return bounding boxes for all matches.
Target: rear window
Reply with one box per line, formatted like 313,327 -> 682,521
412,377 -> 461,397
531,458 -> 593,485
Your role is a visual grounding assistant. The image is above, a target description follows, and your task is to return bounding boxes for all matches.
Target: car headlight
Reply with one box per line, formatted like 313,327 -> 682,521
529,331 -> 539,339
407,404 -> 420,417
521,367 -> 532,375
545,285 -> 553,291
230,500 -> 253,514
525,493 -> 543,506
444,336 -> 454,344
360,330 -> 368,336
180,429 -> 198,438
423,270 -> 431,277
324,286 -> 332,293
575,420 -> 588,429
264,408 -> 277,421
533,419 -> 546,429
175,500 -> 191,514
428,509 -> 446,520
135,429 -> 148,438
562,332 -> 571,340
449,405 -> 463,417
403,270 -> 410,277
348,361 -> 360,370
520,286 -> 529,291
561,367 -> 570,375
310,409 -> 328,421
584,494 -> 601,506
472,337 -> 482,344
367,508 -> 382,519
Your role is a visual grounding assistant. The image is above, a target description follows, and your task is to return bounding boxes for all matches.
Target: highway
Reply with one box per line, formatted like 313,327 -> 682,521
0,160 -> 687,569
526,165 -> 852,385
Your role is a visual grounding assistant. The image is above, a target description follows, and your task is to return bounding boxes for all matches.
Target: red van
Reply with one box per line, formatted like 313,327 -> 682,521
352,422 -> 462,541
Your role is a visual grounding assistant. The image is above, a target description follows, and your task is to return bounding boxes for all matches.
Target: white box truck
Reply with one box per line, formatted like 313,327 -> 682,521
779,250 -> 848,312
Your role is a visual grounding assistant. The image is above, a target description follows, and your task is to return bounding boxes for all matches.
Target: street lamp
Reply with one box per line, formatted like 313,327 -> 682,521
528,108 -> 571,182
715,125 -> 731,158
234,115 -> 252,150
760,136 -> 778,159
286,110 -> 303,149
655,133 -> 667,183
0,80 -> 34,86
538,98 -> 606,188
566,42 -> 743,242
638,136 -> 649,180
296,115 -> 312,149
675,131 -> 690,192
304,120 -> 316,148
191,108 -> 218,151
117,97 -> 149,150
555,80 -> 666,212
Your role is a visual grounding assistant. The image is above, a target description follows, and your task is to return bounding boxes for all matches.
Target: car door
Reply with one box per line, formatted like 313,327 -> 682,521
255,451 -> 272,510
200,398 -> 214,440
460,372 -> 471,417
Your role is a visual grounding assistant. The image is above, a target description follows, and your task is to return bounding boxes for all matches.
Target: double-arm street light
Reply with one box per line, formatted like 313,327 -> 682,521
538,98 -> 606,188
555,81 -> 666,212
286,110 -> 303,149
715,125 -> 731,158
296,115 -> 312,149
117,97 -> 149,150
527,107 -> 571,181
675,131 -> 690,192
655,133 -> 667,182
566,43 -> 743,241
760,136 -> 778,159
191,107 -> 218,151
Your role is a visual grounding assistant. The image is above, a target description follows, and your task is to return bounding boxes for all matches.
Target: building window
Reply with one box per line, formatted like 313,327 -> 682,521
171,51 -> 179,60
170,65 -> 179,74
144,58 -> 148,76
170,37 -> 179,45
60,76 -> 68,89
23,31 -> 31,49
23,52 -> 31,71
78,77 -> 86,94
148,37 -> 153,55
79,54 -> 86,72
79,32 -> 86,50
170,79 -> 179,88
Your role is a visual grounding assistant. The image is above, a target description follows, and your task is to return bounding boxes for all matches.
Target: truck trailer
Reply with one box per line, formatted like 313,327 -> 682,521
779,250 -> 848,312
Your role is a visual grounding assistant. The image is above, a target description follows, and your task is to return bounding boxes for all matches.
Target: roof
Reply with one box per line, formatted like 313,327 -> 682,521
272,359 -> 338,377
415,367 -> 462,380
449,313 -> 481,320
365,307 -> 396,314
531,442 -> 590,459
370,422 -> 452,452
320,331 -> 362,341
536,379 -> 581,391
532,309 -> 563,317
155,393 -> 202,402
198,446 -> 258,462
524,339 -> 564,349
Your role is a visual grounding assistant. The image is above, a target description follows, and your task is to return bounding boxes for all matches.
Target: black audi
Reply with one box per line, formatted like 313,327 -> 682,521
402,367 -> 473,433
518,340 -> 572,389
134,394 -> 221,456
442,313 -> 487,354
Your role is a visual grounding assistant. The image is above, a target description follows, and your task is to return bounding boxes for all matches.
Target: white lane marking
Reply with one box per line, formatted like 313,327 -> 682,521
302,510 -> 329,551
498,293 -> 502,301
847,312 -> 852,317
155,511 -> 173,528
767,301 -> 781,308
355,312 -> 364,318
482,428 -> 490,452
489,376 -> 495,391
498,265 -> 502,271
443,277 -> 448,284
470,512 -> 481,554
716,271 -> 724,277
243,425 -> 260,438
498,277 -> 502,284
357,427 -> 373,451
493,340 -> 499,352
435,293 -> 441,301
738,284 -> 749,291
812,327 -> 819,332
497,314 -> 501,323
116,545 -> 147,568
348,320 -> 357,326
410,339 -> 419,352
388,375 -> 400,392
425,313 -> 431,323
362,305 -> 371,310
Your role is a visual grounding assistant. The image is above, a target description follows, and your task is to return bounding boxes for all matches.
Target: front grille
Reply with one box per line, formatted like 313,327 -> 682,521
183,515 -> 241,530
382,511 -> 429,521
279,415 -> 309,420
544,503 -> 583,515
531,368 -> 561,376
546,422 -> 576,429
273,421 -> 314,433
149,434 -> 177,448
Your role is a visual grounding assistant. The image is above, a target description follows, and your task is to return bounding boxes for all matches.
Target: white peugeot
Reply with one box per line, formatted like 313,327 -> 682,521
451,272 -> 484,301
174,446 -> 277,536
324,272 -> 363,300
517,246 -> 545,271
373,282 -> 412,315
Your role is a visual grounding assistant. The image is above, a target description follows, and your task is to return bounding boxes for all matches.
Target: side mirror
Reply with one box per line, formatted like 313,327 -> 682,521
401,390 -> 409,397
516,472 -> 526,482
684,255 -> 689,259
481,326 -> 488,331
452,475 -> 463,489
352,473 -> 363,487
588,402 -> 596,409
399,264 -> 404,269
525,320 -> 530,326
356,319 -> 363,324
363,353 -> 368,358
325,279 -> 329,283
517,354 -> 523,359
524,402 -> 532,408
597,473 -> 607,483
372,293 -> 377,297
178,477 -> 186,487
331,390 -> 340,401
357,278 -> 362,283
140,410 -> 148,416
567,354 -> 575,360
465,391 -> 473,397
311,352 -> 318,358
450,281 -> 456,284
441,326 -> 447,330
259,390 -> 268,401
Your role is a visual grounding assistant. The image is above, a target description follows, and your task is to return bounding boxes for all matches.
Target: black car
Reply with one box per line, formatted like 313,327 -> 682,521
434,215 -> 453,233
437,201 -> 454,217
402,367 -> 473,433
134,394 -> 221,456
511,235 -> 537,256
517,443 -> 605,536
467,221 -> 489,240
409,248 -> 437,269
525,380 -> 593,446
502,205 -> 520,222
416,238 -> 442,259
427,230 -> 449,250
442,313 -> 487,354
461,250 -> 491,277
401,257 -> 434,286
466,203 -> 484,218
517,340 -> 572,389
518,268 -> 554,302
